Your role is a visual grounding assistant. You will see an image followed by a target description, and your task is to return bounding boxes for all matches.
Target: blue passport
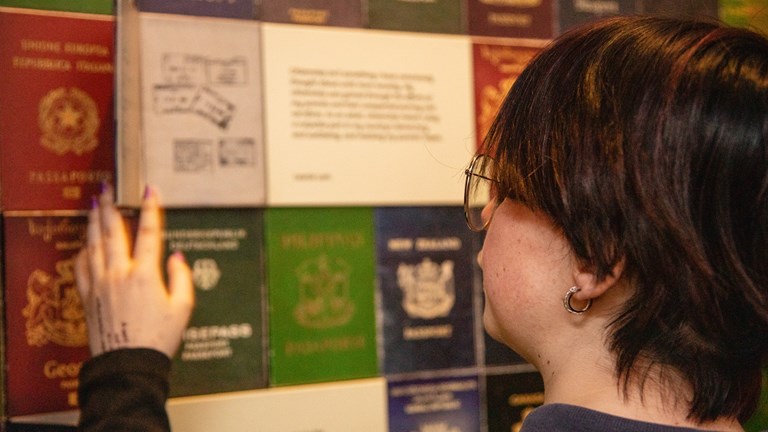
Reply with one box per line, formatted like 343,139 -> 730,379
557,0 -> 636,34
136,0 -> 256,19
388,374 -> 481,432
375,206 -> 477,374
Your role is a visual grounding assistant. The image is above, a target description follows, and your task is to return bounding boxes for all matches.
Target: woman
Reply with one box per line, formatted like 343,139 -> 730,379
75,15 -> 767,432
466,14 -> 768,431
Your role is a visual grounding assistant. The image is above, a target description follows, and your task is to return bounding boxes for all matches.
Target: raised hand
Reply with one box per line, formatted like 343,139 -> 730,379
74,185 -> 194,358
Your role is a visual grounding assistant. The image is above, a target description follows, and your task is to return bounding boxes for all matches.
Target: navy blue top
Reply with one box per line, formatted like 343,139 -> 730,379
522,403 -> 721,432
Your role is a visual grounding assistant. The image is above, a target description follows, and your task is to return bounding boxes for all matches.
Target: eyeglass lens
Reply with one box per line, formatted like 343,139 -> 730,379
466,156 -> 497,231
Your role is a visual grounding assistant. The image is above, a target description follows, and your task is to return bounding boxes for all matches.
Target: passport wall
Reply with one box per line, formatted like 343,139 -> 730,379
0,1 -> 766,431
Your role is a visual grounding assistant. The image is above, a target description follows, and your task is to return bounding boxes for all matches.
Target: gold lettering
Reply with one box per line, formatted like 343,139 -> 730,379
75,60 -> 114,74
403,325 -> 453,340
284,335 -> 367,356
12,56 -> 71,72
29,169 -> 112,185
487,12 -> 533,28
20,39 -> 61,53
60,378 -> 79,390
62,186 -> 82,200
288,8 -> 330,24
64,42 -> 109,57
508,392 -> 545,406
68,391 -> 78,407
44,360 -> 83,379
28,218 -> 86,243
55,240 -> 84,251
280,232 -> 365,250
480,0 -> 541,6
574,0 -> 619,14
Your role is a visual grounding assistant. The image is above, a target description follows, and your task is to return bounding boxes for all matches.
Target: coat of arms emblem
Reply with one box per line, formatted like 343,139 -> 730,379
397,258 -> 455,319
192,258 -> 221,291
293,254 -> 355,329
22,259 -> 88,348
38,87 -> 100,155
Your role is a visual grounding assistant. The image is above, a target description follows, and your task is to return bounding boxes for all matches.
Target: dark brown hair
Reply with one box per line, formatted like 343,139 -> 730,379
483,15 -> 768,423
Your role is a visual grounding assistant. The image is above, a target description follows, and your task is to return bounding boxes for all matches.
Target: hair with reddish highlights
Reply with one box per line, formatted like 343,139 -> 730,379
483,15 -> 768,423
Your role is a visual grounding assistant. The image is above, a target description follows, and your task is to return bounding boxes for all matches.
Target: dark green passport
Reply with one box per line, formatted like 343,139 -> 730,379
164,208 -> 267,396
367,0 -> 463,34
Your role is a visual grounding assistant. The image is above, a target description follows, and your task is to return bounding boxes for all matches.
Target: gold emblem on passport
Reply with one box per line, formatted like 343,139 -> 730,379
38,87 -> 100,155
479,78 -> 514,139
398,258 -> 455,319
294,254 -> 355,329
23,258 -> 88,347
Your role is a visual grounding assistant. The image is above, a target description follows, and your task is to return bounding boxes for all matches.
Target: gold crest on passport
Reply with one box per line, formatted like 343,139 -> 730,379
38,87 -> 100,156
23,258 -> 88,348
0,9 -> 115,211
294,254 -> 355,329
3,213 -> 91,418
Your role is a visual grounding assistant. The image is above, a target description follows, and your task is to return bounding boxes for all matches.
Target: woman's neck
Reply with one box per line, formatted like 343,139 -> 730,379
535,332 -> 743,431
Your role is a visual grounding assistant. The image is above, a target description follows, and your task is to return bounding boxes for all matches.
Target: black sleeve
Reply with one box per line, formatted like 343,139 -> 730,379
77,348 -> 172,432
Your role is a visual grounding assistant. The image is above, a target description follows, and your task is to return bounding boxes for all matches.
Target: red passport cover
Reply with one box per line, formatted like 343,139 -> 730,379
0,8 -> 115,211
3,214 -> 91,416
472,42 -> 542,151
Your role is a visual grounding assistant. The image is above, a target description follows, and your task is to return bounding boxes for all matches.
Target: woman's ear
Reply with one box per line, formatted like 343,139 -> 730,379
572,258 -> 625,301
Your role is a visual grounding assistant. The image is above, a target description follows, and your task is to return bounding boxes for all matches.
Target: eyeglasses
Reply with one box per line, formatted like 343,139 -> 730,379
464,154 -> 502,232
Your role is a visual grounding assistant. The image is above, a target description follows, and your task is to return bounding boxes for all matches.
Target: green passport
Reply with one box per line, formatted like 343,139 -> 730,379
367,0 -> 463,34
266,207 -> 378,386
163,208 -> 267,396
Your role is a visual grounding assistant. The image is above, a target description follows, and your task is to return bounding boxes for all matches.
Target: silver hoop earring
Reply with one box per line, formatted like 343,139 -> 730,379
563,286 -> 592,315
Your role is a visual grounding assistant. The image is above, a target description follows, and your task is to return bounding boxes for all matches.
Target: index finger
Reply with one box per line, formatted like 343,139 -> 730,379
133,186 -> 163,267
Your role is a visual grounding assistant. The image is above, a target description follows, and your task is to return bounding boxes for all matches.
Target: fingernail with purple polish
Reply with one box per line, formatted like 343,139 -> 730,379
172,250 -> 186,262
